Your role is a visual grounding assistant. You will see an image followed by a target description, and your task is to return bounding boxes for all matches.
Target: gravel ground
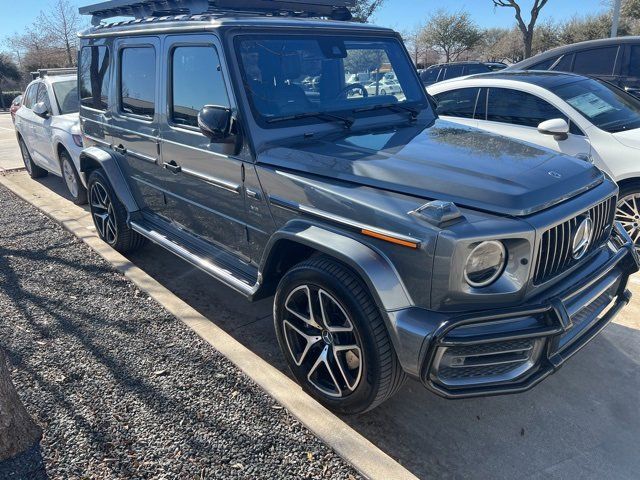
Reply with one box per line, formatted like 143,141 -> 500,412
0,184 -> 361,480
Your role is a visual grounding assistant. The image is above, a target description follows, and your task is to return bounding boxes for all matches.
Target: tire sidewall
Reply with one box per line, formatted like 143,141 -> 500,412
88,169 -> 121,247
274,264 -> 383,414
60,151 -> 87,205
18,138 -> 34,176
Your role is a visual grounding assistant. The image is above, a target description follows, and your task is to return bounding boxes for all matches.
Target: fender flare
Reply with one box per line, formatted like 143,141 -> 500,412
79,146 -> 139,213
262,221 -> 413,312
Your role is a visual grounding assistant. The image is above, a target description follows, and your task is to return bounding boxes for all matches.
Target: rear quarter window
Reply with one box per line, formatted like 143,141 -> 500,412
79,45 -> 111,110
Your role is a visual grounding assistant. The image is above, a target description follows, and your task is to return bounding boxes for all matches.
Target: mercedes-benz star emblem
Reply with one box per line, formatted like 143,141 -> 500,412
572,216 -> 594,260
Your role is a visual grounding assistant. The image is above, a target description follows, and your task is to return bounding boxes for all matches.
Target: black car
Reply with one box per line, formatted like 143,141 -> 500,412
420,62 -> 492,86
508,36 -> 640,98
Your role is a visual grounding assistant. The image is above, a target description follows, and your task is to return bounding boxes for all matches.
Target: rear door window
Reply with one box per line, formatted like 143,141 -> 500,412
552,54 -> 574,72
572,46 -> 618,76
443,65 -> 464,80
79,46 -> 111,110
119,46 -> 156,118
486,88 -> 569,128
433,88 -> 479,118
420,68 -> 439,84
466,64 -> 489,75
170,45 -> 229,128
628,45 -> 640,77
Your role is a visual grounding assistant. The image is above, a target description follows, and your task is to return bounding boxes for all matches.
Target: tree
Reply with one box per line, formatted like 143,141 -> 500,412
0,349 -> 42,462
351,0 -> 386,22
37,0 -> 81,67
422,10 -> 483,63
0,55 -> 20,109
402,25 -> 430,67
560,13 -> 625,44
492,0 -> 550,58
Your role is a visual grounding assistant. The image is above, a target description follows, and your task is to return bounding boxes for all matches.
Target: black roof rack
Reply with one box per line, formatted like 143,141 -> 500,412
30,68 -> 77,79
79,0 -> 356,25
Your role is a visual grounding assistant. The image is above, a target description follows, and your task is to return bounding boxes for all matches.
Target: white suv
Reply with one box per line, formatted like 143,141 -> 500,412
14,69 -> 86,204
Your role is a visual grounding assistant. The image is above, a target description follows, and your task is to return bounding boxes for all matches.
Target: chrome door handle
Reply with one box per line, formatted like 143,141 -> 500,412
163,160 -> 182,174
245,188 -> 262,200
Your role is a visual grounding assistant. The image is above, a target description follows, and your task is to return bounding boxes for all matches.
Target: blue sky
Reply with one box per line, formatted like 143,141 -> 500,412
0,0 -> 608,40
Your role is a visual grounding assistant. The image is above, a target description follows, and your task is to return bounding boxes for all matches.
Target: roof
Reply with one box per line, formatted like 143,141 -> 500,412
80,0 -> 357,25
509,35 -> 640,70
78,13 -> 393,37
435,70 -> 585,89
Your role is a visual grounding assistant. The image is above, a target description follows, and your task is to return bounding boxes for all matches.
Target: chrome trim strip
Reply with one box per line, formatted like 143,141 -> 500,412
180,167 -> 241,193
83,134 -> 110,147
130,221 -> 259,297
84,119 -> 160,141
128,150 -> 157,164
269,194 -> 421,245
162,136 -> 231,160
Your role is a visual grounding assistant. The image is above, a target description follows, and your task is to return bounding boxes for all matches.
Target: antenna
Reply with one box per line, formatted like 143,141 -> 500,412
79,0 -> 357,25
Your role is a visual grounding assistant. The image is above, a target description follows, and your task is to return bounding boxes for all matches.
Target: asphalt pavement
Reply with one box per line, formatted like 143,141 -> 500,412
1,113 -> 639,479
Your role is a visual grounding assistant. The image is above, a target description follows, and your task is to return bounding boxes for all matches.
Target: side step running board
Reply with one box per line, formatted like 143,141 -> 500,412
130,221 -> 260,298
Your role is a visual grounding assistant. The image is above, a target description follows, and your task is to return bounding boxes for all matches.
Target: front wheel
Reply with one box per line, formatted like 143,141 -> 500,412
274,256 -> 406,414
60,150 -> 87,205
88,169 -> 147,253
616,181 -> 640,248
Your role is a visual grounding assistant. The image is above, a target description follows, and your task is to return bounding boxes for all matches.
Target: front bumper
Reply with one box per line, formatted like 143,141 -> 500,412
389,223 -> 639,399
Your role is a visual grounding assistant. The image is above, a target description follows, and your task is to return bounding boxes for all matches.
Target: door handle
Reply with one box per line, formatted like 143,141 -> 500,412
163,160 -> 182,174
114,144 -> 127,155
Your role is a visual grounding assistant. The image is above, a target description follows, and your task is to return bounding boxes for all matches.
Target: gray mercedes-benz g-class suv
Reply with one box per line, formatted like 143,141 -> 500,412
77,0 -> 639,414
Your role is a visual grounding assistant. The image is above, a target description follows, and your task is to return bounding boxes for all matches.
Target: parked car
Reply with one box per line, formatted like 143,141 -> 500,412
428,71 -> 640,247
77,0 -> 638,414
10,95 -> 22,123
507,36 -> 640,98
485,62 -> 508,71
364,78 -> 403,96
14,69 -> 86,204
420,62 -> 492,86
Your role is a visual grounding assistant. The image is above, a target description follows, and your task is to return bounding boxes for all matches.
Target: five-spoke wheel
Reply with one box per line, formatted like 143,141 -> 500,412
87,169 -> 147,253
274,256 -> 406,414
282,285 -> 363,398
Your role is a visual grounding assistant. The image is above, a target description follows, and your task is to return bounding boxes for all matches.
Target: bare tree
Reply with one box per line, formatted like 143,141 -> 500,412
492,0 -> 550,58
402,25 -> 430,67
0,349 -> 42,462
351,0 -> 386,22
37,0 -> 81,67
422,10 -> 483,63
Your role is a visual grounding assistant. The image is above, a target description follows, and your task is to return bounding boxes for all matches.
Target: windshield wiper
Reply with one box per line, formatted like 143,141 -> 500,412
266,111 -> 354,129
354,103 -> 421,121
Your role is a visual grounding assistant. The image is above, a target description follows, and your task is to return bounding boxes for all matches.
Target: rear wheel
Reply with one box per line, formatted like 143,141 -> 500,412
18,137 -> 47,178
88,169 -> 147,253
60,150 -> 87,205
274,256 -> 406,414
616,181 -> 640,248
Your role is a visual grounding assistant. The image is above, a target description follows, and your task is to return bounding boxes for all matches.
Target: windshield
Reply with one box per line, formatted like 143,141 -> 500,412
236,35 -> 428,125
52,79 -> 79,115
551,78 -> 640,133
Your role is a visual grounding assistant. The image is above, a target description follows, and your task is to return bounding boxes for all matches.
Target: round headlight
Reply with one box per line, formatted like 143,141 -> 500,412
464,241 -> 507,288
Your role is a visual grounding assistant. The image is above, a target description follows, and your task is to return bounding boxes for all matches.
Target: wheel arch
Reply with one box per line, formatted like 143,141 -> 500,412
80,146 -> 139,213
257,221 -> 413,313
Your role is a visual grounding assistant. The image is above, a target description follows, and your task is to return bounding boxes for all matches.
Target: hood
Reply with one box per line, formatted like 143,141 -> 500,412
53,112 -> 80,135
613,128 -> 640,150
258,120 -> 603,217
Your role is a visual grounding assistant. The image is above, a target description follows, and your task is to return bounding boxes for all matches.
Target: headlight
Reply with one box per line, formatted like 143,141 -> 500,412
464,241 -> 507,288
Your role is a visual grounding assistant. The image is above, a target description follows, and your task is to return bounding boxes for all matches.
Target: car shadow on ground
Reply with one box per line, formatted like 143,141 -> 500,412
31,174 -> 640,480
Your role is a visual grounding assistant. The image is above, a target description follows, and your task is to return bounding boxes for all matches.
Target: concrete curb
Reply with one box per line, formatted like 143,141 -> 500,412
0,173 -> 418,480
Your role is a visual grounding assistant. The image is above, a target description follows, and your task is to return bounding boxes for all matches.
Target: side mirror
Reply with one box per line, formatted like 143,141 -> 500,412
32,101 -> 49,118
538,118 -> 569,141
197,105 -> 234,142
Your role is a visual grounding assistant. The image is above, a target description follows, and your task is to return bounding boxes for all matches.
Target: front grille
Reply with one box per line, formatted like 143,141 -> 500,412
433,338 -> 541,386
533,197 -> 616,285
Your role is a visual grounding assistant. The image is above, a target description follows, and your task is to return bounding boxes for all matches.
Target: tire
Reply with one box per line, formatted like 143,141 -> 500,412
60,149 -> 87,205
87,169 -> 147,253
616,180 -> 640,248
18,137 -> 47,179
274,256 -> 406,414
